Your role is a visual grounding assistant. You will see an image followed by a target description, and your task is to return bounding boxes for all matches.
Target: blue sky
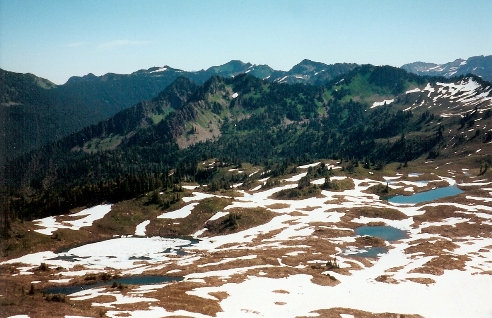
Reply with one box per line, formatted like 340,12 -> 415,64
1,0 -> 491,84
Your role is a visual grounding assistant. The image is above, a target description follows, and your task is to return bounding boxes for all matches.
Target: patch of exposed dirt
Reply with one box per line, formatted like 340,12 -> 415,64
407,277 -> 436,285
413,205 -> 467,226
204,207 -> 275,236
354,235 -> 386,247
422,222 -> 492,238
405,239 -> 459,256
299,307 -> 424,318
265,203 -> 291,209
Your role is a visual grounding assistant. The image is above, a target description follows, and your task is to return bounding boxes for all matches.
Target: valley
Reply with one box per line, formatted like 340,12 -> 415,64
2,2 -> 491,317
1,58 -> 491,318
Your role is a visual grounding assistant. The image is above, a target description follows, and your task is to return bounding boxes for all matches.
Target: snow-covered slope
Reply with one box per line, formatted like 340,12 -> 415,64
402,55 -> 492,82
401,77 -> 492,117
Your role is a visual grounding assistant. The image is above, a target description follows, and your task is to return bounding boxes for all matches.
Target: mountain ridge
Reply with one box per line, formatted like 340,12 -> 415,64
0,59 -> 357,163
4,65 -> 491,221
402,55 -> 492,81
2,55 -> 491,165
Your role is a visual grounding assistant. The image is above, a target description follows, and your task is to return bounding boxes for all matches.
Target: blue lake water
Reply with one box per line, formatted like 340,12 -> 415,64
388,185 -> 463,204
43,275 -> 183,295
354,226 -> 407,241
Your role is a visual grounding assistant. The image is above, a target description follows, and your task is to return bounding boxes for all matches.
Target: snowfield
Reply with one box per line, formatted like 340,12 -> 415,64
33,204 -> 112,235
407,78 -> 492,116
2,162 -> 491,318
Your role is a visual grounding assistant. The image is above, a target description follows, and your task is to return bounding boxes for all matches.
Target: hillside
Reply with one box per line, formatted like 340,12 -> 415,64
1,65 -> 491,318
0,60 -> 357,164
3,55 -> 490,164
0,69 -> 58,165
3,65 -> 491,223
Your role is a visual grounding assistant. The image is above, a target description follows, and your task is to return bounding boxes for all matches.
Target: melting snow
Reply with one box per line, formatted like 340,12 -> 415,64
277,76 -> 288,83
6,167 -> 492,317
208,211 -> 229,222
150,67 -> 168,73
192,247 -> 492,318
371,99 -> 394,108
65,205 -> 112,230
105,307 -> 211,318
158,202 -> 199,219
298,162 -> 321,169
182,185 -> 199,190
33,204 -> 112,235
135,220 -> 150,236
284,172 -> 307,182
405,88 -> 421,94
3,237 -> 192,273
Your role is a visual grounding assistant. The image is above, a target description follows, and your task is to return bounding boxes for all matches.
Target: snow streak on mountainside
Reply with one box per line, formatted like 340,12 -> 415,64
402,55 -> 492,82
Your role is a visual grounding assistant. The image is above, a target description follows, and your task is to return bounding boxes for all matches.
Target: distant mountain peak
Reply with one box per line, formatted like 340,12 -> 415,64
402,55 -> 492,81
66,72 -> 98,84
206,60 -> 252,75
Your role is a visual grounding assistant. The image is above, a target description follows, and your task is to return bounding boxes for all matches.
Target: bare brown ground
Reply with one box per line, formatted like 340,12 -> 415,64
413,205 -> 467,225
2,157 -> 490,317
407,277 -> 436,285
148,282 -> 223,316
298,308 -> 424,318
354,235 -> 386,247
346,206 -> 407,220
265,203 -> 291,209
422,222 -> 492,238
405,239 -> 459,256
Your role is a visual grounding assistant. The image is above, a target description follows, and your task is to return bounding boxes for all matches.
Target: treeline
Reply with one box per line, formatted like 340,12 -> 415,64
1,69 -> 449,231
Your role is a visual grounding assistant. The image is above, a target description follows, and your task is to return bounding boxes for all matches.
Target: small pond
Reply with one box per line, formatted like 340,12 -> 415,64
354,225 -> 407,241
388,185 -> 463,204
43,275 -> 183,295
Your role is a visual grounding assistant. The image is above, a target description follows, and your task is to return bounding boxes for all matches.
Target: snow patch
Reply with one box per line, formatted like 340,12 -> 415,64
284,172 -> 307,182
135,220 -> 150,236
208,211 -> 229,222
277,76 -> 288,83
371,99 -> 394,108
158,202 -> 199,219
182,185 -> 199,190
33,204 -> 112,235
150,67 -> 168,73
298,162 -> 321,169
405,88 -> 421,94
